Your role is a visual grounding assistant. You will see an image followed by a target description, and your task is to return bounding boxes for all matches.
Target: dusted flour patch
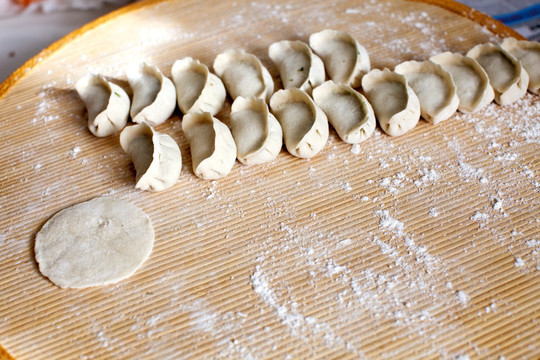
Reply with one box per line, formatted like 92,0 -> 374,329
35,197 -> 154,288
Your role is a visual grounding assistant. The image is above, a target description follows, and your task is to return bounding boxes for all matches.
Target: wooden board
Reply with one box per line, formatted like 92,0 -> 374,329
0,0 -> 538,359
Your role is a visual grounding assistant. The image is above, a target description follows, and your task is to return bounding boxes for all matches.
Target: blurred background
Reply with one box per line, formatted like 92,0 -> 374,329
0,0 -> 539,83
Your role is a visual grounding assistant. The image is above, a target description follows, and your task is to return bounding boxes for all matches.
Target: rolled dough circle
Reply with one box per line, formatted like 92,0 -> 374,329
35,197 -> 154,288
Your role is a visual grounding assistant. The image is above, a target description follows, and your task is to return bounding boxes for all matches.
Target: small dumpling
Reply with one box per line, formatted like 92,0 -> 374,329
213,49 -> 274,101
501,37 -> 540,94
394,60 -> 459,124
75,74 -> 130,137
269,88 -> 328,158
120,122 -> 182,192
171,57 -> 226,115
126,62 -> 176,126
268,40 -> 325,94
230,97 -> 282,165
362,68 -> 420,137
467,42 -> 529,105
312,80 -> 375,144
309,29 -> 370,88
182,112 -> 236,180
430,52 -> 494,113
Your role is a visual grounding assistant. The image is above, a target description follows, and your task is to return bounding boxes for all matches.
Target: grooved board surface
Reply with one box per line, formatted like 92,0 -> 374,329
0,0 -> 538,359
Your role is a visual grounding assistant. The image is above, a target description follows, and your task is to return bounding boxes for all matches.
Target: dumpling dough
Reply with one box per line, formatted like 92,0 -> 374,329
430,52 -> 494,113
269,88 -> 329,158
467,42 -> 529,105
362,68 -> 420,137
120,122 -> 182,191
126,62 -> 176,126
182,112 -> 237,180
312,80 -> 375,144
268,40 -> 325,94
309,29 -> 370,88
35,197 -> 154,289
75,74 -> 130,137
213,49 -> 274,101
501,37 -> 540,94
171,57 -> 226,115
230,96 -> 283,165
394,60 -> 459,124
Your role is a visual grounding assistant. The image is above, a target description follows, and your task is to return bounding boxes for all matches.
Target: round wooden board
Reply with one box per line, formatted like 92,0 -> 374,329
0,0 -> 538,359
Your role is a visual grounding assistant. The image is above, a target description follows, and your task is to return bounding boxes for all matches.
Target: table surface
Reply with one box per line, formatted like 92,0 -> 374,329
0,0 -> 538,359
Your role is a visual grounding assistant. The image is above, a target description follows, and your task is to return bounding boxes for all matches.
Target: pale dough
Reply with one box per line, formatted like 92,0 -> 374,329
35,197 -> 154,289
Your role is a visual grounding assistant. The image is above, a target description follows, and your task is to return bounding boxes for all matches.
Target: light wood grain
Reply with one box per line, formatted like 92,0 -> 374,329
0,0 -> 538,359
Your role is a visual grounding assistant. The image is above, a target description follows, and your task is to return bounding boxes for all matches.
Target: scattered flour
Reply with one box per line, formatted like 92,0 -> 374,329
67,146 -> 81,159
456,291 -> 470,306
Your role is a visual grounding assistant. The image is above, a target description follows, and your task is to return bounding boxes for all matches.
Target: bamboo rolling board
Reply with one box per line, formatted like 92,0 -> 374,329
0,0 -> 538,358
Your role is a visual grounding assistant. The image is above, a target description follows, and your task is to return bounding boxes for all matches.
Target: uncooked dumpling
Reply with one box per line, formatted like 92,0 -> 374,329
35,197 -> 154,289
501,37 -> 540,94
75,74 -> 130,137
120,122 -> 182,191
268,40 -> 325,94
430,52 -> 494,113
312,80 -> 375,144
171,57 -> 226,115
213,49 -> 274,101
309,29 -> 370,88
467,42 -> 529,105
230,97 -> 283,165
269,88 -> 328,158
126,62 -> 176,126
394,60 -> 459,124
362,68 -> 420,137
182,112 -> 237,180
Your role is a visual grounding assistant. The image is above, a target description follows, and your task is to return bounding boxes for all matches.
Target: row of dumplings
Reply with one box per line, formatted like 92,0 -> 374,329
75,29 -> 539,191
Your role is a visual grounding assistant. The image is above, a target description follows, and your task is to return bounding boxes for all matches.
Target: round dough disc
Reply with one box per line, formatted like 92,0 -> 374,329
35,197 -> 154,289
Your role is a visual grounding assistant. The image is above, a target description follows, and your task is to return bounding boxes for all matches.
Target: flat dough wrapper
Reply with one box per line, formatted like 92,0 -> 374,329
312,80 -> 375,144
75,74 -> 130,137
213,49 -> 274,101
309,29 -> 370,88
182,112 -> 237,180
127,62 -> 176,126
269,88 -> 329,159
230,96 -> 283,165
394,60 -> 459,124
120,122 -> 182,191
362,68 -> 420,137
268,40 -> 325,94
430,52 -> 494,113
35,197 -> 154,289
501,37 -> 540,94
467,42 -> 529,106
171,57 -> 226,115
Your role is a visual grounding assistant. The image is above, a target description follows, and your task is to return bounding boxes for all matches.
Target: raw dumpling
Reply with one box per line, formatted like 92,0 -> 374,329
268,40 -> 325,94
171,57 -> 226,115
362,68 -> 420,137
35,197 -> 154,289
126,62 -> 176,126
182,112 -> 236,180
309,29 -> 370,88
394,60 -> 459,124
120,122 -> 181,191
312,80 -> 375,144
213,49 -> 274,101
269,88 -> 328,158
430,52 -> 494,113
501,37 -> 540,94
230,97 -> 283,165
467,42 -> 529,105
75,74 -> 130,137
